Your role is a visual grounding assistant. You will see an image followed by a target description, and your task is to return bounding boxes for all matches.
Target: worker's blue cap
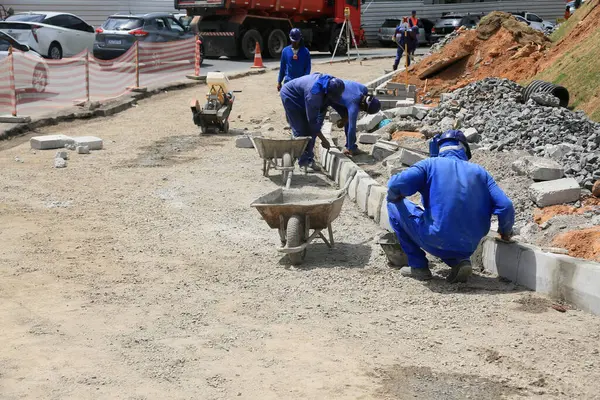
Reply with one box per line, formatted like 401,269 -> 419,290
411,10 -> 417,14
366,96 -> 381,114
289,28 -> 302,42
326,78 -> 345,101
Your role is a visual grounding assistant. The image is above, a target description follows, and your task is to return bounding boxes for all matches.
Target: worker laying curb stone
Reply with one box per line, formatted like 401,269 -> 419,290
386,130 -> 514,283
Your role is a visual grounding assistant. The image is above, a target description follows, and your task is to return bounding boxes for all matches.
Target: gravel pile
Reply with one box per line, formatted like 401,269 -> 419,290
421,77 -> 600,189
428,29 -> 463,54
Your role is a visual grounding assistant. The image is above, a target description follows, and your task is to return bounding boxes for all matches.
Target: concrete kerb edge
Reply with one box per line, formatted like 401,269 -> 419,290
0,68 -> 266,141
317,141 -> 600,317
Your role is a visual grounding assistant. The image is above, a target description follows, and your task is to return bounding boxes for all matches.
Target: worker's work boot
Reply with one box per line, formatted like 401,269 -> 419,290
399,266 -> 433,281
343,148 -> 364,157
446,260 -> 473,284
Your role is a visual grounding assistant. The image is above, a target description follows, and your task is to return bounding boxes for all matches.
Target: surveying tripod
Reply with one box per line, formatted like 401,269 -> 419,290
330,7 -> 362,64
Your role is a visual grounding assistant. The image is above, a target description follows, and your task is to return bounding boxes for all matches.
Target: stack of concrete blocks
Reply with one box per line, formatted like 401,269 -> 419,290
318,145 -> 394,232
510,156 -> 581,207
374,82 -> 417,110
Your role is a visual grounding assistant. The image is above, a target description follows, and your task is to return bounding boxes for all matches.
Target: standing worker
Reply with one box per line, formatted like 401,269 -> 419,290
280,73 -> 345,169
408,10 -> 420,57
392,20 -> 409,71
386,130 -> 515,283
277,28 -> 311,92
328,80 -> 381,156
564,5 -> 571,20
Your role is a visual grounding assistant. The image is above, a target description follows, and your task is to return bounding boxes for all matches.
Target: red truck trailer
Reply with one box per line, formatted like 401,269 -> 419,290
174,0 -> 361,59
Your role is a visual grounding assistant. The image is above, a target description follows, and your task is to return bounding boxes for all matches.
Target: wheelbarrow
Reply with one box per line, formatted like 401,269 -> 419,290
252,136 -> 310,188
251,187 -> 346,265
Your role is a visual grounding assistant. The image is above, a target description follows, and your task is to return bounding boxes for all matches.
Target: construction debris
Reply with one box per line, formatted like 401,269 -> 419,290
512,156 -> 564,181
420,78 -> 600,189
529,178 -> 581,207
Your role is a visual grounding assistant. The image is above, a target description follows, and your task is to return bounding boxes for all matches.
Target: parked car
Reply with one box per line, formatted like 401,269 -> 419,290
376,18 -> 431,47
0,12 -> 95,59
0,31 -> 48,92
94,13 -> 203,61
431,13 -> 482,43
567,0 -> 586,15
510,12 -> 555,33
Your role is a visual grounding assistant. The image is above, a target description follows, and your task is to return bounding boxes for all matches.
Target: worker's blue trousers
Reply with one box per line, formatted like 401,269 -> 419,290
387,199 -> 472,269
393,46 -> 410,70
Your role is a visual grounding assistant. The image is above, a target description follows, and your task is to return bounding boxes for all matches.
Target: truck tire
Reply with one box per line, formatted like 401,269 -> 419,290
266,29 -> 287,58
329,27 -> 348,56
241,29 -> 263,60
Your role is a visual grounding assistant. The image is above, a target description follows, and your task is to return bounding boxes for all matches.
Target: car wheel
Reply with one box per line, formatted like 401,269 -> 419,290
32,63 -> 48,93
48,43 -> 62,60
241,29 -> 263,60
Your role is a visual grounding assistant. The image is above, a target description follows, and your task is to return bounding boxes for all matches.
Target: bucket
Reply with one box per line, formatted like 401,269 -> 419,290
377,232 -> 408,268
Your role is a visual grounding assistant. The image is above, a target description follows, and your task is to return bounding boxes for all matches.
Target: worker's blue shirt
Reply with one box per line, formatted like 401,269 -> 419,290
387,148 -> 514,255
329,80 -> 368,146
280,73 -> 329,137
278,45 -> 311,85
394,26 -> 407,46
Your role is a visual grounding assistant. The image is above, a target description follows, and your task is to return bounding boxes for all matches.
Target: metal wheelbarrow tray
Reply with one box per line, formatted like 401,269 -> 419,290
252,136 -> 310,188
251,188 -> 346,265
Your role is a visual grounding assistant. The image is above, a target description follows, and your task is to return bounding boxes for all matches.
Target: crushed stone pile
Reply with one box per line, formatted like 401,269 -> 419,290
427,28 -> 464,54
420,77 -> 600,190
392,11 -> 551,98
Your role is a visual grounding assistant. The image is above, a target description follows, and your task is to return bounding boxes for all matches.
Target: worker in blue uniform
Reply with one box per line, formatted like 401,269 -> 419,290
328,80 -> 381,156
277,28 -> 311,92
280,73 -> 345,168
387,130 -> 515,283
392,21 -> 409,71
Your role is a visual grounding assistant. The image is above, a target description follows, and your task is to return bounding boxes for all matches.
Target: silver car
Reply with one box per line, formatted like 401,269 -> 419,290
0,30 -> 48,93
431,13 -> 482,43
93,12 -> 199,61
376,18 -> 430,47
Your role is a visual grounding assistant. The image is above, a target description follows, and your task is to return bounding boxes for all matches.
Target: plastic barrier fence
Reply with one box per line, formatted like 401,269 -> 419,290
0,37 -> 199,119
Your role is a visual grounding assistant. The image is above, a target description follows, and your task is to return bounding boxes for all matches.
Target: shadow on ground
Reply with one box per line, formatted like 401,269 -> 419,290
279,242 -> 372,270
370,364 -> 527,399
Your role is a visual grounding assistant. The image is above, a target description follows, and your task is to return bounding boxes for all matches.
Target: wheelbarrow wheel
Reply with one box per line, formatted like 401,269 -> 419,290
286,215 -> 306,265
282,152 -> 293,187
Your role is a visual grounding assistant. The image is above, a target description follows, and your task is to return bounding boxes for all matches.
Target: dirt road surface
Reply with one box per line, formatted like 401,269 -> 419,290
1,60 -> 600,399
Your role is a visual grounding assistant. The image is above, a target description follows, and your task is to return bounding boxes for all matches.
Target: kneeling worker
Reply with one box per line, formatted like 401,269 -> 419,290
329,80 -> 381,156
277,28 -> 311,91
280,73 -> 345,168
387,130 -> 515,283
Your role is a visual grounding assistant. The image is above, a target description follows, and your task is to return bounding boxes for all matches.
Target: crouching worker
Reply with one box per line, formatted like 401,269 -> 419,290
280,73 -> 345,169
386,130 -> 515,283
329,80 -> 380,156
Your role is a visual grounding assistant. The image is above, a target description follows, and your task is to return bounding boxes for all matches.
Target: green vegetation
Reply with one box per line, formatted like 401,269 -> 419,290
532,0 -> 600,121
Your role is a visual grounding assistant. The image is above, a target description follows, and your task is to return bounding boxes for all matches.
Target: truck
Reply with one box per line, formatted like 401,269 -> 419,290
174,0 -> 362,60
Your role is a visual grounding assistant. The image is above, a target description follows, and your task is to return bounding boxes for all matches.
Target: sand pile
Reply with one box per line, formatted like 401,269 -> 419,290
393,11 -> 551,97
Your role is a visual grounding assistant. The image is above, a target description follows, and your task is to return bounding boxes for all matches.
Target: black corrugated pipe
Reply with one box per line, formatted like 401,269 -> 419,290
522,80 -> 570,108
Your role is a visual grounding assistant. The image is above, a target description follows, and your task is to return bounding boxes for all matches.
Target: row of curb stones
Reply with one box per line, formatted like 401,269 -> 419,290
317,141 -> 393,233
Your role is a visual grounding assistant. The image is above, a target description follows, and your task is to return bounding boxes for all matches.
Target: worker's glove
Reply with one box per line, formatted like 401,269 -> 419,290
387,191 -> 404,203
336,117 -> 348,129
277,83 -> 282,92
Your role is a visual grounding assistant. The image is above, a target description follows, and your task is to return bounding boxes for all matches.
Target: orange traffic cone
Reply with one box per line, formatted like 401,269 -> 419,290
251,42 -> 265,69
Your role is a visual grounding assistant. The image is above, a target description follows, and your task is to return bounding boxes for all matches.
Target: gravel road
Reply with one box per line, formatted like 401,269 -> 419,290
1,59 -> 600,399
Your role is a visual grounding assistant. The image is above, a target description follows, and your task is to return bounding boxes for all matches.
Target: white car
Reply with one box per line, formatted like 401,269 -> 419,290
0,31 -> 48,92
0,12 -> 95,59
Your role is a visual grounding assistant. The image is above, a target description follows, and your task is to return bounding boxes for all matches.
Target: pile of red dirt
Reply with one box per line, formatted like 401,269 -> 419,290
553,227 -> 600,262
393,11 -> 551,97
533,196 -> 600,225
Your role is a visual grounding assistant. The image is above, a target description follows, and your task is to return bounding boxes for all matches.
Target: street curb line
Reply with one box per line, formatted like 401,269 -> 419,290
317,144 -> 600,317
0,68 -> 271,141
0,56 -> 394,141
